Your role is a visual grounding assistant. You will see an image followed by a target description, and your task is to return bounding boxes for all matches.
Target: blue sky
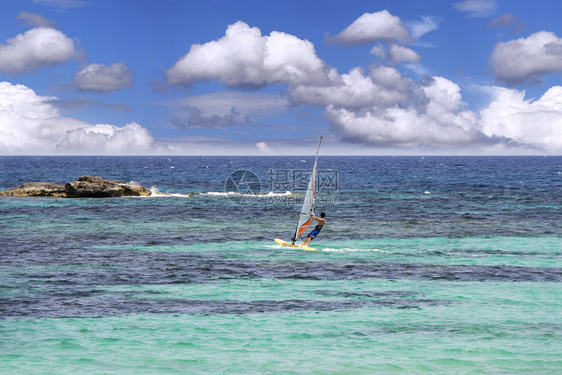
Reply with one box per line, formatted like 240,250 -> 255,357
1,0 -> 562,155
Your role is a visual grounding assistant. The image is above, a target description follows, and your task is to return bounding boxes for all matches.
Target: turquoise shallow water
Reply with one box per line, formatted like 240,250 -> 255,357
1,156 -> 561,374
2,275 -> 561,373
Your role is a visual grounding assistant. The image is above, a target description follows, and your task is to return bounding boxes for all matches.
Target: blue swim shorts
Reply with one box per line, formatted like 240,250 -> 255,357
308,228 -> 321,239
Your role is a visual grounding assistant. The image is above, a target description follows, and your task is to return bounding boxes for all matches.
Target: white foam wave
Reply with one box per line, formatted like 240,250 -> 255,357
146,189 -> 297,199
263,191 -> 293,197
149,192 -> 193,198
266,244 -> 284,249
167,193 -> 194,197
266,243 -> 389,253
149,186 -> 193,198
204,191 -> 242,196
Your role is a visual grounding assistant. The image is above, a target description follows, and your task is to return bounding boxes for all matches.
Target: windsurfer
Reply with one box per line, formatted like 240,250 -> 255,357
302,212 -> 325,247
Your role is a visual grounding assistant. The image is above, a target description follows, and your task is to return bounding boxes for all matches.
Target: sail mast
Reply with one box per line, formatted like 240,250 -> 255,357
292,136 -> 322,243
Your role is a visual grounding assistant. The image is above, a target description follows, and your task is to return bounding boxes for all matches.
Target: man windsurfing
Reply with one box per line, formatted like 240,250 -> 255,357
301,212 -> 325,247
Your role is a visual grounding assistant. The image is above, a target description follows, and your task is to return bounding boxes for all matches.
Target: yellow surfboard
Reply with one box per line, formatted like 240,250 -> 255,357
274,238 -> 318,251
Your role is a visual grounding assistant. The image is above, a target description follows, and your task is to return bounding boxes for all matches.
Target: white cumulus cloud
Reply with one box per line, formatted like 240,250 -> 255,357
167,21 -> 334,88
160,13 -> 562,154
369,44 -> 386,59
388,44 -> 421,63
74,62 -> 135,92
0,27 -> 75,75
327,10 -> 412,45
57,123 -> 154,154
480,86 -> 562,150
491,31 -> 562,85
0,81 -> 154,154
256,141 -> 273,154
289,66 -> 415,109
318,73 -> 562,152
0,81 -> 86,153
327,76 -> 480,148
369,44 -> 421,64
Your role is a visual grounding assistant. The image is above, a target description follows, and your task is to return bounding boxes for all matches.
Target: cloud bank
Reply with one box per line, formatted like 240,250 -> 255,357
5,7 -> 561,155
325,75 -> 481,148
326,72 -> 562,152
480,86 -> 562,150
0,82 -> 154,154
162,14 -> 562,153
298,11 -> 562,153
57,123 -> 154,154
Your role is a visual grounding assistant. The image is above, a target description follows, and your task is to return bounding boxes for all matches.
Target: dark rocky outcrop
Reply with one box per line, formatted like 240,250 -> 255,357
0,175 -> 152,198
0,182 -> 67,197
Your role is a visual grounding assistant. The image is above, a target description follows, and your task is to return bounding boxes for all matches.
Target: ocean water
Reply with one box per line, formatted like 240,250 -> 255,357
0,155 -> 561,374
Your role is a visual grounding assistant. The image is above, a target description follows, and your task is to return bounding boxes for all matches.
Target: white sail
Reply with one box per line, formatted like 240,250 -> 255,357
292,137 -> 322,243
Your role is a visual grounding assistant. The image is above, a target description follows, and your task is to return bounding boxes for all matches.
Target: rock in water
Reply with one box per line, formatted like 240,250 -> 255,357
64,175 -> 151,197
0,182 -> 66,197
0,176 -> 152,198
